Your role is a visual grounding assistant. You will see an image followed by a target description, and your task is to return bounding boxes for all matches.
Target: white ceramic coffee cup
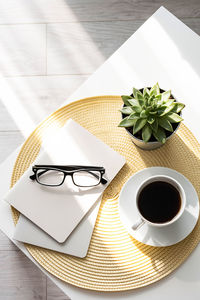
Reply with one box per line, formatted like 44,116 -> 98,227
132,175 -> 186,230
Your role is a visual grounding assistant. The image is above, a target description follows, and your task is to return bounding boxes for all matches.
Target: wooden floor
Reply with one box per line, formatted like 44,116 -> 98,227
1,1 -> 200,299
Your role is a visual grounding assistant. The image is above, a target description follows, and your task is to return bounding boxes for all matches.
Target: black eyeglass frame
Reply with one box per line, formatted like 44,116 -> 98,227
30,165 -> 108,187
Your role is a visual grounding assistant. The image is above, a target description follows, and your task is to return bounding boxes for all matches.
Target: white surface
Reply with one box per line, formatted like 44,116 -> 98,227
119,167 -> 199,246
6,119 -> 125,243
0,24 -> 46,76
1,6 -> 200,300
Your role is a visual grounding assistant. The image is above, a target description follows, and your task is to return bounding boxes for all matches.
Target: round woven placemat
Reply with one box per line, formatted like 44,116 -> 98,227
10,95 -> 200,291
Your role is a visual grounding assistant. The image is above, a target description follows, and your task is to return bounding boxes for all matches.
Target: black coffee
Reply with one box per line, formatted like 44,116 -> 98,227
138,181 -> 181,223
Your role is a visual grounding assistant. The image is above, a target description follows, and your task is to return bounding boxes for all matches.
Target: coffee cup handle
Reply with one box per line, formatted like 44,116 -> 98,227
132,218 -> 145,230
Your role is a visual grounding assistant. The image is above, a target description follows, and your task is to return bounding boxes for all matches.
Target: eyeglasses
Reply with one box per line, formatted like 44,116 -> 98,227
30,165 -> 107,187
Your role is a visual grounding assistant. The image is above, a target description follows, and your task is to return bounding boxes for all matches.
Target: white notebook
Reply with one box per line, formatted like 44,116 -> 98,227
5,119 -> 125,243
13,197 -> 101,258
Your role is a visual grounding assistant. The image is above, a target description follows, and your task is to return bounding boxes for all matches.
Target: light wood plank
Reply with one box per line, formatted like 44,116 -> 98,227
47,20 -> 143,75
0,251 -> 46,299
0,0 -> 200,24
46,18 -> 200,75
0,75 -> 88,134
0,131 -> 24,164
0,18 -> 198,79
0,230 -> 19,251
0,99 -> 17,131
0,24 -> 46,76
47,278 -> 70,300
183,18 -> 200,36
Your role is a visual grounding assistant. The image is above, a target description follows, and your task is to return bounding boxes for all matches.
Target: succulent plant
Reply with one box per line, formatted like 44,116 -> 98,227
118,83 -> 185,144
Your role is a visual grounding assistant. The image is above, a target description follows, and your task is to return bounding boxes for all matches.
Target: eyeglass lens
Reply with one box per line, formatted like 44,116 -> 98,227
73,170 -> 101,187
36,169 -> 65,186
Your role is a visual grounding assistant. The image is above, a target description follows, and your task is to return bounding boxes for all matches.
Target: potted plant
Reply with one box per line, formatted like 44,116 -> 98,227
118,83 -> 185,150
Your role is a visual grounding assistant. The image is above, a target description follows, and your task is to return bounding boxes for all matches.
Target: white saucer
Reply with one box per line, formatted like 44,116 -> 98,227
119,167 -> 199,247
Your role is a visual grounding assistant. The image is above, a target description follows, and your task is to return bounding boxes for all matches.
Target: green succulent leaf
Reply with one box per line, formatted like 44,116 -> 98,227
138,99 -> 145,107
149,111 -> 157,115
157,107 -> 163,115
142,124 -> 152,142
166,112 -> 183,123
156,101 -> 163,108
128,112 -> 140,120
131,105 -> 142,113
150,118 -> 158,132
148,95 -> 154,105
161,90 -> 171,102
153,127 -> 166,143
158,118 -> 173,132
133,118 -> 147,134
136,92 -> 144,101
118,117 -> 137,127
121,95 -> 133,106
149,89 -> 156,97
155,94 -> 162,101
120,106 -> 133,115
127,98 -> 142,113
147,115 -> 155,124
143,87 -> 150,97
164,98 -> 174,106
145,106 -> 150,113
171,103 -> 185,113
152,103 -> 157,110
140,110 -> 148,118
134,92 -> 145,107
128,99 -> 139,106
154,82 -> 160,95
159,103 -> 175,116
150,83 -> 160,97
133,88 -> 143,99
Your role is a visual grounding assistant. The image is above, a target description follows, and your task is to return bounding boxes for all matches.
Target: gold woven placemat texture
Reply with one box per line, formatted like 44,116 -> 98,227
10,95 -> 200,291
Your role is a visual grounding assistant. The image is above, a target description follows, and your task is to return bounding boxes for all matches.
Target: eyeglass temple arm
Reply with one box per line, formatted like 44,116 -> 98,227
87,171 -> 107,185
100,177 -> 107,184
